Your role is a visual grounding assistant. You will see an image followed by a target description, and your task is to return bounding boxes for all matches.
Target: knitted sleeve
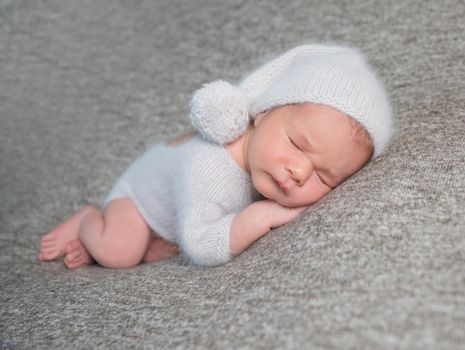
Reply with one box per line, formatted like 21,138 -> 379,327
173,143 -> 251,267
178,208 -> 237,267
176,176 -> 242,266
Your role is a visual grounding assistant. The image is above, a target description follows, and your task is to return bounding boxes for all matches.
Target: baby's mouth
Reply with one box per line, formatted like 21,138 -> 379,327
273,175 -> 291,194
277,180 -> 289,192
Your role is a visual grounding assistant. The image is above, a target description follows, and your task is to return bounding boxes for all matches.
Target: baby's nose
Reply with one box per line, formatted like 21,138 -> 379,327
289,158 -> 313,185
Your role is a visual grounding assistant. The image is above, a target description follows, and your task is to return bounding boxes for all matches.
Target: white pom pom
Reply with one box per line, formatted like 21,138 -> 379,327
189,80 -> 250,145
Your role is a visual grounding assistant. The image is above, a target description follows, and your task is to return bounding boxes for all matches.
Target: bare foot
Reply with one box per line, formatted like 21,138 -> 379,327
63,239 -> 95,269
38,205 -> 96,261
142,235 -> 180,263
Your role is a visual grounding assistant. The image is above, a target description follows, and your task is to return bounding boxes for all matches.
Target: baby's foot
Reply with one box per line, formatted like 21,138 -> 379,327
38,205 -> 95,261
64,239 -> 95,269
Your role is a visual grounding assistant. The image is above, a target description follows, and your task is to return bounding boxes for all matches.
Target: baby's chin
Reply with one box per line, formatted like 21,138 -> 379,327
274,196 -> 313,208
256,184 -> 312,208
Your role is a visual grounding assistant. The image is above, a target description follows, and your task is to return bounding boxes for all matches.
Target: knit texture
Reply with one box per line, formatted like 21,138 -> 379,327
189,44 -> 393,158
190,80 -> 250,144
104,136 -> 262,266
3,1 -> 465,349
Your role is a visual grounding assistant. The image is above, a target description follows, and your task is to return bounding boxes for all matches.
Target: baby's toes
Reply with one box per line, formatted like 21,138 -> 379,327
64,239 -> 82,263
40,238 -> 55,248
38,247 -> 59,261
40,234 -> 54,243
40,238 -> 58,252
65,239 -> 81,254
38,252 -> 51,261
65,248 -> 81,263
62,239 -> 94,269
65,255 -> 83,269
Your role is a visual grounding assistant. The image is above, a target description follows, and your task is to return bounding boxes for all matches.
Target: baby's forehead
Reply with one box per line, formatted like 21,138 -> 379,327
295,103 -> 372,149
287,107 -> 371,149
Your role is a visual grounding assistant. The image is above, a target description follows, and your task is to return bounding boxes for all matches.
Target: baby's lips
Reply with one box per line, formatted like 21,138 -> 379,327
277,180 -> 289,192
274,176 -> 295,193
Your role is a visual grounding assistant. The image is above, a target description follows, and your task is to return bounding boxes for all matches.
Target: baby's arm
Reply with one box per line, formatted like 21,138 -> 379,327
178,199 -> 307,266
229,199 -> 308,256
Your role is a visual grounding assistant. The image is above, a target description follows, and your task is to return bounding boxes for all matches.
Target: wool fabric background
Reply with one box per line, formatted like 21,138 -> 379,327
1,0 -> 464,349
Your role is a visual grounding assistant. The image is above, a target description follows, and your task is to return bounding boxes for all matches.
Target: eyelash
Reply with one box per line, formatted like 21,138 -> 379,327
288,135 -> 300,150
317,173 -> 328,187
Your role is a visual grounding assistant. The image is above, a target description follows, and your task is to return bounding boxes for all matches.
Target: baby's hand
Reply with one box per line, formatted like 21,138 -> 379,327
257,199 -> 309,230
229,199 -> 309,255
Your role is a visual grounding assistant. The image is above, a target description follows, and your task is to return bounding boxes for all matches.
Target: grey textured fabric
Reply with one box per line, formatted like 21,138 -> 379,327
1,0 -> 464,349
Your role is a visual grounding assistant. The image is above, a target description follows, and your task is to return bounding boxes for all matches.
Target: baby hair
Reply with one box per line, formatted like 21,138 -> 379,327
348,117 -> 374,160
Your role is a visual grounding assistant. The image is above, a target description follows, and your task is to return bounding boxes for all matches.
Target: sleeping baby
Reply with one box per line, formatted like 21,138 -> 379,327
38,43 -> 393,268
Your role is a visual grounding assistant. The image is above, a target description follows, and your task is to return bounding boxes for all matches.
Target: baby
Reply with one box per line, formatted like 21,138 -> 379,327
38,44 -> 392,268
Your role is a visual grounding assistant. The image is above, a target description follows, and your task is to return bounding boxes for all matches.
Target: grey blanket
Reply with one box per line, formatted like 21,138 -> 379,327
1,0 -> 464,349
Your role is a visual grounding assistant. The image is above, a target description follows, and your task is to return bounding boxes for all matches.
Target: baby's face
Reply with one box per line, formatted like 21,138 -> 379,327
246,103 -> 372,207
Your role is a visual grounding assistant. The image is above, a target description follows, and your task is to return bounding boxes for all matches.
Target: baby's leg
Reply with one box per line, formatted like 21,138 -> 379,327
142,234 -> 180,263
39,205 -> 95,261
78,198 -> 151,269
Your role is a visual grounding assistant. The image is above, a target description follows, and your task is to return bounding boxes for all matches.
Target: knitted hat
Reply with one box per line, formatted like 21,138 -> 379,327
189,44 -> 393,158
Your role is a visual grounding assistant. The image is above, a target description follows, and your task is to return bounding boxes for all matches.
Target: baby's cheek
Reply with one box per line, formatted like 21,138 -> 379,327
251,171 -> 276,199
297,176 -> 331,205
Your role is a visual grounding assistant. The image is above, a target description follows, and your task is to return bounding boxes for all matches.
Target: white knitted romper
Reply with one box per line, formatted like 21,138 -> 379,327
102,135 -> 262,266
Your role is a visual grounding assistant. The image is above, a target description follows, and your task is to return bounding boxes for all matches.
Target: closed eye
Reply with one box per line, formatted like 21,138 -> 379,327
288,134 -> 300,150
317,172 -> 336,189
316,172 -> 329,187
